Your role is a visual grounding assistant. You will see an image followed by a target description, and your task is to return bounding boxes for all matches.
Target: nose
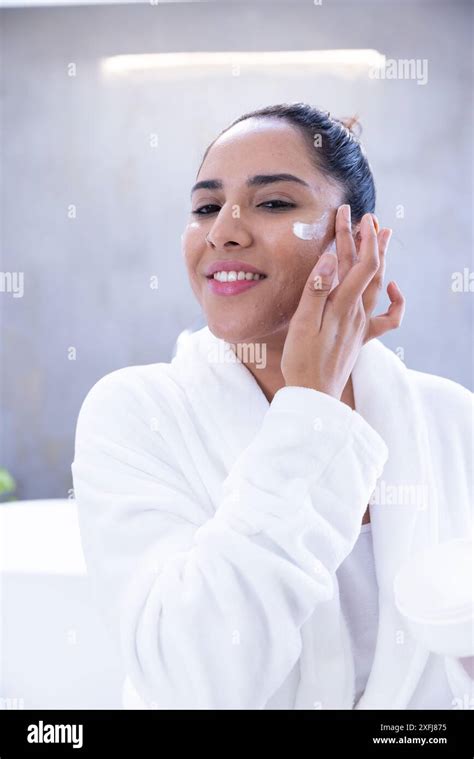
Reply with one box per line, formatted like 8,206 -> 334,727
205,206 -> 253,251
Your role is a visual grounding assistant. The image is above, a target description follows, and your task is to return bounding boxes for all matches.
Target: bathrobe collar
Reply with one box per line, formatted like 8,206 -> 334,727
172,327 -> 439,709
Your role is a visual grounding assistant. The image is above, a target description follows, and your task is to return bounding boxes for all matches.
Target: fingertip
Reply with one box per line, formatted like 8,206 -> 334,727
388,280 -> 406,306
392,280 -> 404,296
362,212 -> 375,236
379,228 -> 393,248
336,204 -> 351,225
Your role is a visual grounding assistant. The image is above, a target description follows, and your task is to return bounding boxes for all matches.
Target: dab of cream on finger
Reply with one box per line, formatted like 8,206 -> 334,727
292,212 -> 328,240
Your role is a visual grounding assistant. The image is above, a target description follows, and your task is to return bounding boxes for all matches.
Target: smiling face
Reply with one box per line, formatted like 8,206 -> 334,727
182,117 -> 344,345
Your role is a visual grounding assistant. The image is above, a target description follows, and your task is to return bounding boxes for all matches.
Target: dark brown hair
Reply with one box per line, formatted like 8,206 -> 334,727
198,102 -> 375,223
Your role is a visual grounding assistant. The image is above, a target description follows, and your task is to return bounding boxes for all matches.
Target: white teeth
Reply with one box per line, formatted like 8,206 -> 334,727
212,270 -> 265,282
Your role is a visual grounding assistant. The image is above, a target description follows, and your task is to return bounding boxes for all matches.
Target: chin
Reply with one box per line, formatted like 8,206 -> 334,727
206,313 -> 289,348
205,315 -> 259,345
207,323 -> 249,345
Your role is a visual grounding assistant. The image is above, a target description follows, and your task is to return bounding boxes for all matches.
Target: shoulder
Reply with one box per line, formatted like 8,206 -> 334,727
76,361 -> 171,410
73,327 -> 212,452
407,367 -> 472,532
407,367 -> 472,458
407,367 -> 472,432
75,327 -> 210,424
73,361 -> 182,443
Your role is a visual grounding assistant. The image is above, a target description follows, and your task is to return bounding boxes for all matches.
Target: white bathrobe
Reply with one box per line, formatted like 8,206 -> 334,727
71,326 -> 473,710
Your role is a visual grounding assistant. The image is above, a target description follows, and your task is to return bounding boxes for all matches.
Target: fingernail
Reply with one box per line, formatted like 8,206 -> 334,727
371,214 -> 379,234
363,213 -> 373,232
383,228 -> 393,246
341,204 -> 351,222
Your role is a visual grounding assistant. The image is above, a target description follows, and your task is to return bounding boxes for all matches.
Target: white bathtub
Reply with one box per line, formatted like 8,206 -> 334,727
0,498 -> 125,709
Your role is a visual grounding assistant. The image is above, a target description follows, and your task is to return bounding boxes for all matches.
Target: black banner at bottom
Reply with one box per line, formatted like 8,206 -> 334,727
0,709 -> 472,757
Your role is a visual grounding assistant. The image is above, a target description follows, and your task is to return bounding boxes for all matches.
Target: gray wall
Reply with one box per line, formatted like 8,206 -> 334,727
1,0 -> 472,499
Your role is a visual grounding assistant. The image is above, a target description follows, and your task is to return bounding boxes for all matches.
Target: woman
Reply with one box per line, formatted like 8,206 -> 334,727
72,103 -> 473,710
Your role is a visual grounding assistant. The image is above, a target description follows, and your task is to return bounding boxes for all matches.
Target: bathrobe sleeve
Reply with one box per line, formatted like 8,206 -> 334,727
71,368 -> 388,710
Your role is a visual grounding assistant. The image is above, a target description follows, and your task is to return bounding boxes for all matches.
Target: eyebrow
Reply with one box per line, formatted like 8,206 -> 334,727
190,173 -> 311,198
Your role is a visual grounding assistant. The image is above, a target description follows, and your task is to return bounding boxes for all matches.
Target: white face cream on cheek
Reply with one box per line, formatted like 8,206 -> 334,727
292,212 -> 329,241
180,221 -> 200,247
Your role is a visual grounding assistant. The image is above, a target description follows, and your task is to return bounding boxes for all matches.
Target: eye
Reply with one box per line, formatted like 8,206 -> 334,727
192,204 -> 221,215
258,200 -> 297,211
192,199 -> 297,215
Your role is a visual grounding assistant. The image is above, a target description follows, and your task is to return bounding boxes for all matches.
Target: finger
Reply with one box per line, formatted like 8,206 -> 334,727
365,280 -> 405,341
335,213 -> 379,308
335,204 -> 356,282
292,251 -> 338,332
362,227 -> 392,316
371,213 -> 380,236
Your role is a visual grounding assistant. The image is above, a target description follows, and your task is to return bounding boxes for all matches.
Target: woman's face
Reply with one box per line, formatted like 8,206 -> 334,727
182,117 -> 344,344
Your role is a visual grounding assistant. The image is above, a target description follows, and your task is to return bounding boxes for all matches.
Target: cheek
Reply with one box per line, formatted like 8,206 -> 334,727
269,214 -> 338,299
263,252 -> 313,324
263,213 -> 329,259
181,226 -> 207,306
181,224 -> 202,273
268,226 -> 325,289
263,220 -> 337,320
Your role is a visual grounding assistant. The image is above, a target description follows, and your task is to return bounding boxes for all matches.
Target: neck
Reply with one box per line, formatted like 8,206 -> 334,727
234,330 -> 356,411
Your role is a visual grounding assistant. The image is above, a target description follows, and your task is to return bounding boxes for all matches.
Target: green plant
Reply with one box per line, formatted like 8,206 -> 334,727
0,468 -> 17,501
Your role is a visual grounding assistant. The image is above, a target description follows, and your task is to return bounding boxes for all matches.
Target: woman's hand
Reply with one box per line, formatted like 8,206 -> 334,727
281,204 -> 405,400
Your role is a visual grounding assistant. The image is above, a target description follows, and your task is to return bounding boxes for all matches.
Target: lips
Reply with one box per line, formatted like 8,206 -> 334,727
204,259 -> 267,278
207,276 -> 266,296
